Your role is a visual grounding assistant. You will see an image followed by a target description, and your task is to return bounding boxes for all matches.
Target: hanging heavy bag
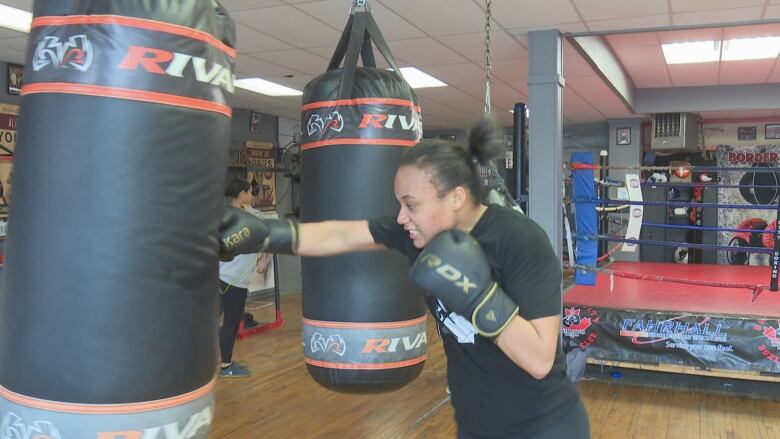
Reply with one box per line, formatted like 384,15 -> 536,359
299,5 -> 427,394
0,2 -> 234,437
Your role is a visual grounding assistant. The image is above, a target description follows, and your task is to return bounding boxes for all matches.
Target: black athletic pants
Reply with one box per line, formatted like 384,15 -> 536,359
219,280 -> 248,364
457,398 -> 590,439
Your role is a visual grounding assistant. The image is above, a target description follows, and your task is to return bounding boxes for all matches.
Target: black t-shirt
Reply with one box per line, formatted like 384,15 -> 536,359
369,205 -> 579,437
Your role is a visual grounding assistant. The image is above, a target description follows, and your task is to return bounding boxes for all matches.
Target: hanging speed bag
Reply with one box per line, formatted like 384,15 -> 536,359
0,1 -> 235,437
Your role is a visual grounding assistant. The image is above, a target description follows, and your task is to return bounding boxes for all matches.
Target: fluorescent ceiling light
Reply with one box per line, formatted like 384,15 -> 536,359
398,67 -> 447,88
0,4 -> 32,33
661,41 -> 720,64
722,36 -> 780,61
234,78 -> 302,97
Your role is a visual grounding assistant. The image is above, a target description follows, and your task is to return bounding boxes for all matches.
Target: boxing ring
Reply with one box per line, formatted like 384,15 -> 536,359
562,151 -> 780,381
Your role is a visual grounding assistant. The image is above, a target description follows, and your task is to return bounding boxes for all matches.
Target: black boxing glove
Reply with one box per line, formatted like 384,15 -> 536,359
409,229 -> 518,338
218,207 -> 298,260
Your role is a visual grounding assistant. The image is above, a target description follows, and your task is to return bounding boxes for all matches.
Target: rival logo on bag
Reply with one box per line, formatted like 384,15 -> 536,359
359,112 -> 422,139
118,45 -> 233,93
306,111 -> 344,136
1,412 -> 62,439
32,35 -> 94,72
310,333 -> 346,356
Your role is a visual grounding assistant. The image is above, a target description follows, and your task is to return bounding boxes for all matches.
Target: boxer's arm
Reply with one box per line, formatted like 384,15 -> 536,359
298,220 -> 386,256
496,314 -> 560,380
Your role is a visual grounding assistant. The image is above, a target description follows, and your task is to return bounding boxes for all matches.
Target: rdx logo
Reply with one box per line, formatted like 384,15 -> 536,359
418,253 -> 477,294
119,45 -> 233,92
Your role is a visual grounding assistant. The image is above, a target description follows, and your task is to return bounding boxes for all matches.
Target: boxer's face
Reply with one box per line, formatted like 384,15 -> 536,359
394,165 -> 461,248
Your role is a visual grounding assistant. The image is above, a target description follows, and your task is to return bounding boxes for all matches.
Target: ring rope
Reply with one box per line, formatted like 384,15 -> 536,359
586,235 -> 773,254
574,263 -> 767,301
640,181 -> 780,189
578,198 -> 778,211
641,222 -> 775,235
569,163 -> 780,173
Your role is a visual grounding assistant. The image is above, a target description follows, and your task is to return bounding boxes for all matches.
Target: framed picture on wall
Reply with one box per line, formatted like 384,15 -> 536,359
616,127 -> 631,145
6,63 -> 23,95
765,124 -> 780,140
737,126 -> 757,141
249,111 -> 261,134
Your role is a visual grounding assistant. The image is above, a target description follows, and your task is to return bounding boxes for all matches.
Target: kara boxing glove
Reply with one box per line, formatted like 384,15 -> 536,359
218,206 -> 298,259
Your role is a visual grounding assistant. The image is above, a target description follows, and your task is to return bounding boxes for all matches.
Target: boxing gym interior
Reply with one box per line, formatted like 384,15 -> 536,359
1,0 -> 780,438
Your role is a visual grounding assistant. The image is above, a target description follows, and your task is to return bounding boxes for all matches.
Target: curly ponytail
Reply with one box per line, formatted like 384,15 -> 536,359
399,115 -> 504,204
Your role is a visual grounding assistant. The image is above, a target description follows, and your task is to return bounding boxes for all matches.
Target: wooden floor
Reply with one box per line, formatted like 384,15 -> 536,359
211,293 -> 780,438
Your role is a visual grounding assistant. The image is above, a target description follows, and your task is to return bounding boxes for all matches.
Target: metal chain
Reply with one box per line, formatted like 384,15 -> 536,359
484,0 -> 492,114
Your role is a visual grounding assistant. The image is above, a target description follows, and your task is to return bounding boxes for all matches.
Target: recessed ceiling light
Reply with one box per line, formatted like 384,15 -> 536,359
722,36 -> 780,61
234,78 -> 302,97
0,4 -> 32,33
397,67 -> 447,89
661,40 -> 720,64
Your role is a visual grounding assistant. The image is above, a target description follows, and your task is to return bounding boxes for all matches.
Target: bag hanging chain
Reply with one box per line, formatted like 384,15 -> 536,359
484,0 -> 493,114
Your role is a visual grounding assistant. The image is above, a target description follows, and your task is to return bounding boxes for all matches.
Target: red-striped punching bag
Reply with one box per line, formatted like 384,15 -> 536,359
300,9 -> 427,393
0,2 -> 234,437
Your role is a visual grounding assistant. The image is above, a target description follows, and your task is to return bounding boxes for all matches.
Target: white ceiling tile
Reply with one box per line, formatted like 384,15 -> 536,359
671,0 -> 765,14
414,86 -> 479,103
437,32 -> 528,64
293,1 -> 426,41
507,22 -> 590,42
719,59 -> 776,85
722,22 -> 780,39
605,32 -> 660,49
767,5 -> 780,19
587,14 -> 671,33
232,5 -> 341,48
626,64 -> 673,88
251,49 -> 330,75
377,0 -> 486,36
235,53 -> 299,76
657,27 -> 723,44
490,59 -> 529,83
563,53 -> 599,78
220,0 -> 284,11
612,45 -> 666,67
421,63 -> 486,86
673,7 -> 764,26
235,23 -> 293,53
490,0 -> 581,29
388,38 -> 468,66
573,0 -> 668,21
667,62 -> 720,86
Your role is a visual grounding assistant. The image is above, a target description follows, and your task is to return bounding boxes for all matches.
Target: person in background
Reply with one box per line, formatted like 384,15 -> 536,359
217,178 -> 259,378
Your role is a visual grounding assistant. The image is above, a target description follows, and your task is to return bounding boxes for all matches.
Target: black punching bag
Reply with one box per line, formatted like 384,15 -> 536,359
300,8 -> 427,393
0,2 -> 234,437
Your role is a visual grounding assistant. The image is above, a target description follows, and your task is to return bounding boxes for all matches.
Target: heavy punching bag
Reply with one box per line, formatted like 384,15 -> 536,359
0,2 -> 234,437
300,6 -> 427,393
